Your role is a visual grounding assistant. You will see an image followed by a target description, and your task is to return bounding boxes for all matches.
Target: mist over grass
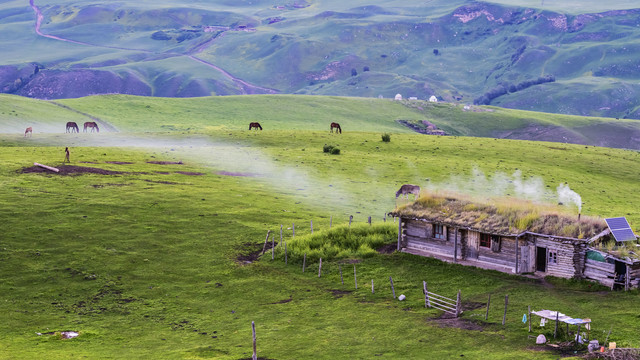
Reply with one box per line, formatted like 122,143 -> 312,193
428,166 -> 583,213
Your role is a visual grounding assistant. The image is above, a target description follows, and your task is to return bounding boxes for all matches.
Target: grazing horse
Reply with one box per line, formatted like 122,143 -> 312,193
395,184 -> 421,199
83,121 -> 99,133
24,127 -> 32,137
249,122 -> 262,130
66,122 -> 79,133
330,122 -> 342,134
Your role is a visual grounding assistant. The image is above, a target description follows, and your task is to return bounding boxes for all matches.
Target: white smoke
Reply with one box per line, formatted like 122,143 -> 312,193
439,167 -> 555,202
432,166 -> 583,211
29,133 -> 360,213
557,183 -> 582,213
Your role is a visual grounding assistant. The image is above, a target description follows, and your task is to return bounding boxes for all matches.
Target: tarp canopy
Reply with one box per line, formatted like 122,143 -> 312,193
587,250 -> 606,262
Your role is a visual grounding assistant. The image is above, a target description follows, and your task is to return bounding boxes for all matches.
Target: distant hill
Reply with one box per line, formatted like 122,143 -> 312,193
1,0 -> 640,119
3,93 -> 640,150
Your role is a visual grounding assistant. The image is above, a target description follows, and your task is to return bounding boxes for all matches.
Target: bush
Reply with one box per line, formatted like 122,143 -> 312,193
330,147 -> 340,155
323,144 -> 334,153
381,133 -> 391,142
151,31 -> 171,40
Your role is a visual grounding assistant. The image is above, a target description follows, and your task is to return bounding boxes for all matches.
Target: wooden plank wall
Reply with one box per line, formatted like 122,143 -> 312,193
583,259 -> 615,287
629,263 -> 640,288
477,235 -> 517,269
535,238 -> 584,279
403,219 -> 455,258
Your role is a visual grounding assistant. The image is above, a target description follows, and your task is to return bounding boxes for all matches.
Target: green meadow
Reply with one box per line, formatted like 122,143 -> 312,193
1,94 -> 640,359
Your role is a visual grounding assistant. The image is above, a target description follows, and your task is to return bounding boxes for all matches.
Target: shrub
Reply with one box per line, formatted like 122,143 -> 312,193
151,31 -> 171,40
323,144 -> 334,153
381,133 -> 391,142
272,224 -> 397,262
330,147 -> 340,155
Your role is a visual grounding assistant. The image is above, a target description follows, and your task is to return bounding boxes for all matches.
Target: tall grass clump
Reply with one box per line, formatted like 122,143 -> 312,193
271,223 -> 396,263
381,133 -> 391,142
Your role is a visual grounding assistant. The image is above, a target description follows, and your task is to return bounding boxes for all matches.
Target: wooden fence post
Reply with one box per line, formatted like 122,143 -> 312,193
502,295 -> 508,326
368,216 -> 371,226
318,258 -> 322,278
397,218 -> 402,251
528,305 -> 531,332
354,264 -> 357,289
554,311 -> 559,339
485,294 -> 490,321
576,324 -> 581,345
252,321 -> 257,360
389,277 -> 396,299
261,230 -> 271,255
423,281 -> 430,308
453,228 -> 458,263
455,290 -> 461,317
384,213 -> 387,222
372,279 -> 374,294
515,236 -> 519,274
302,253 -> 306,273
349,215 -> 353,228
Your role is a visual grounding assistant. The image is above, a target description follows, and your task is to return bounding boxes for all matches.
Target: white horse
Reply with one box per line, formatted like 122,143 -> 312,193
395,184 -> 420,199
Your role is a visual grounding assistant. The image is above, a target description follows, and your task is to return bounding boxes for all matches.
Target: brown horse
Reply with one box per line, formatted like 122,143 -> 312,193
83,121 -> 99,133
24,127 -> 32,137
330,122 -> 342,134
66,122 -> 79,133
249,122 -> 262,130
395,184 -> 420,199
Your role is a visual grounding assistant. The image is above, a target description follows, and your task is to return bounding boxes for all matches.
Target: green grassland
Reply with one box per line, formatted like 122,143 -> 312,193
1,94 -> 640,359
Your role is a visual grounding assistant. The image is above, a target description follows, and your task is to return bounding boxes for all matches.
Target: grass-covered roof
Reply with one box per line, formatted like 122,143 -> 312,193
390,193 -> 608,240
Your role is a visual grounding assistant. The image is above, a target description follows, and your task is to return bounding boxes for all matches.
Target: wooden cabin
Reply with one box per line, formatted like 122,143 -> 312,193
389,195 -> 640,289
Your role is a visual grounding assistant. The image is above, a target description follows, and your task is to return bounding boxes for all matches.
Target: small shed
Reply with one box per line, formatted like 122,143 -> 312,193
388,194 -> 640,289
394,94 -> 402,101
429,95 -> 438,102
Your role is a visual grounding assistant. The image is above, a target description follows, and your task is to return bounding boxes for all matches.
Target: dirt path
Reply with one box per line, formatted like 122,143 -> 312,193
28,0 -> 278,95
48,101 -> 119,132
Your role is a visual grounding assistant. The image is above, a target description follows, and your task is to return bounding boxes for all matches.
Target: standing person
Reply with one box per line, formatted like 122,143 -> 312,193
64,147 -> 70,163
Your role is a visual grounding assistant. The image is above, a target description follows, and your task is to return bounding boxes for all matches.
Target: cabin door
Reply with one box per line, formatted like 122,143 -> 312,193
520,245 -> 531,273
536,246 -> 547,272
462,230 -> 477,260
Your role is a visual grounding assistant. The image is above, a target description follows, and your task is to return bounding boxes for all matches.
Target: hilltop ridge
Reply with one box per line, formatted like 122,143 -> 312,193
1,1 -> 640,119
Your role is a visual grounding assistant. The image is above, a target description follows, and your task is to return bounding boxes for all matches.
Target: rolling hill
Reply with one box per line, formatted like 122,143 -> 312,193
3,93 -> 640,150
1,1 -> 640,120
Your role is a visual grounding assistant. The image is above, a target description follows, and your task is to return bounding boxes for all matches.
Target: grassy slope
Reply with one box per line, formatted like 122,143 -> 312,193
56,94 -> 423,133
1,94 -> 640,358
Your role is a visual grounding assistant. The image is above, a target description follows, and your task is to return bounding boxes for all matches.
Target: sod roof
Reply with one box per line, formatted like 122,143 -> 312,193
389,195 -> 608,240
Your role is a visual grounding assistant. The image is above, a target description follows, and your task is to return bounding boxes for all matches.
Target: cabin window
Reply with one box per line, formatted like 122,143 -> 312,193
548,250 -> 558,265
480,233 -> 490,248
433,224 -> 444,239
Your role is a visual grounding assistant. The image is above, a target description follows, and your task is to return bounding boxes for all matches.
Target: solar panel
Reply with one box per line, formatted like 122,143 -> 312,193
605,217 -> 637,242
612,229 -> 637,242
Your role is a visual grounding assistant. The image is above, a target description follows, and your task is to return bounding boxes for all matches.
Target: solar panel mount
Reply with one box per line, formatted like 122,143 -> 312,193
605,217 -> 637,242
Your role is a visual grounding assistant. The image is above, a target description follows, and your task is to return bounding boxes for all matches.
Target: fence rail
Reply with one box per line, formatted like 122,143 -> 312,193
425,288 -> 461,317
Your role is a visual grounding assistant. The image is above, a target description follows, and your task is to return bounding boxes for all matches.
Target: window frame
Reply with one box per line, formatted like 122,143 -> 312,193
548,250 -> 558,265
480,233 -> 490,248
433,224 -> 445,240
